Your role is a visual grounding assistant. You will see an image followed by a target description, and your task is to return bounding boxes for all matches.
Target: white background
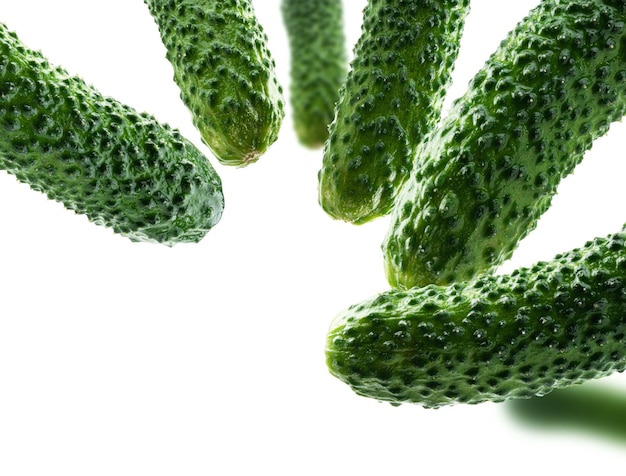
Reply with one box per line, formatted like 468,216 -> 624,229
3,0 -> 626,474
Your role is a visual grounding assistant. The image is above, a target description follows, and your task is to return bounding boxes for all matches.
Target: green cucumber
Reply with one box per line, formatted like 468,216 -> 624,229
0,22 -> 223,245
281,0 -> 347,148
508,382 -> 626,443
318,0 -> 470,224
144,0 -> 284,167
327,229 -> 626,408
384,0 -> 626,289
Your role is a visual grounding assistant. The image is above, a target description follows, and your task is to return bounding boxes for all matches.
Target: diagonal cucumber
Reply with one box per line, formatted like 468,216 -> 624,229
384,0 -> 626,288
0,22 -> 224,245
318,0 -> 470,224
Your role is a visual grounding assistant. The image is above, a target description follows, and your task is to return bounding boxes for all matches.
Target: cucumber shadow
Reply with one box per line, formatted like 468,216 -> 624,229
506,382 -> 626,445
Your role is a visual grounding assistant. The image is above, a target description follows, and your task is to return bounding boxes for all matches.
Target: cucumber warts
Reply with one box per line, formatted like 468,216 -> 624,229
318,0 -> 470,224
384,0 -> 626,289
327,229 -> 626,408
145,0 -> 284,167
281,0 -> 347,148
0,23 -> 224,245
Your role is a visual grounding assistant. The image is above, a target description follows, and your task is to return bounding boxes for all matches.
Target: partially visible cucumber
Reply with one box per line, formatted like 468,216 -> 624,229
318,0 -> 470,224
508,382 -> 626,443
327,229 -> 626,408
145,0 -> 284,167
281,0 -> 347,148
0,22 -> 224,245
384,0 -> 626,289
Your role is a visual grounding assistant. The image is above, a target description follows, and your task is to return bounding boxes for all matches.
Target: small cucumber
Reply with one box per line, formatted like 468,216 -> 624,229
384,0 -> 626,289
0,22 -> 224,245
318,0 -> 470,224
144,0 -> 285,167
327,228 -> 626,408
281,0 -> 347,148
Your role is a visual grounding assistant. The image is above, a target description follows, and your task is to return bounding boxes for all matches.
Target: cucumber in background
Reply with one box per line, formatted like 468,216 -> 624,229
281,0 -> 347,148
384,0 -> 626,289
0,22 -> 224,245
508,382 -> 626,444
318,0 -> 471,224
144,0 -> 284,167
327,228 -> 626,408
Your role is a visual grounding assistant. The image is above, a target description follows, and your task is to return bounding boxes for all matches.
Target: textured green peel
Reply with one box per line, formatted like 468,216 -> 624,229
0,22 -> 224,245
384,0 -> 626,288
328,230 -> 626,408
145,0 -> 285,167
318,0 -> 471,224
281,0 -> 347,148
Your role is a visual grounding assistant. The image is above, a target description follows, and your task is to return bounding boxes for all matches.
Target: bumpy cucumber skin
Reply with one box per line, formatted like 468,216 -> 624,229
0,23 -> 224,245
327,231 -> 626,408
318,0 -> 470,224
145,0 -> 285,167
281,0 -> 347,148
384,0 -> 626,289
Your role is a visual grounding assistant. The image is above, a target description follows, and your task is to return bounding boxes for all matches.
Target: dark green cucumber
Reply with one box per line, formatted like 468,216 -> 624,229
145,0 -> 284,167
0,22 -> 223,245
508,382 -> 626,443
327,229 -> 626,408
384,0 -> 626,289
281,0 -> 347,148
318,0 -> 470,224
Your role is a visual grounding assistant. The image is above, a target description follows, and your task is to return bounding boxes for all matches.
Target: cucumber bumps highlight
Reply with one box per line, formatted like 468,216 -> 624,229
281,0 -> 347,148
0,23 -> 223,245
318,0 -> 470,224
327,229 -> 626,408
145,0 -> 284,167
384,0 -> 626,289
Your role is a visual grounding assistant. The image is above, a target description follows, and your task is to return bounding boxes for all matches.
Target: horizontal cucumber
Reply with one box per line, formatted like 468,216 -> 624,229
281,0 -> 347,148
508,382 -> 626,443
327,229 -> 626,408
0,22 -> 224,245
384,0 -> 626,289
318,0 -> 470,224
145,0 -> 285,167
